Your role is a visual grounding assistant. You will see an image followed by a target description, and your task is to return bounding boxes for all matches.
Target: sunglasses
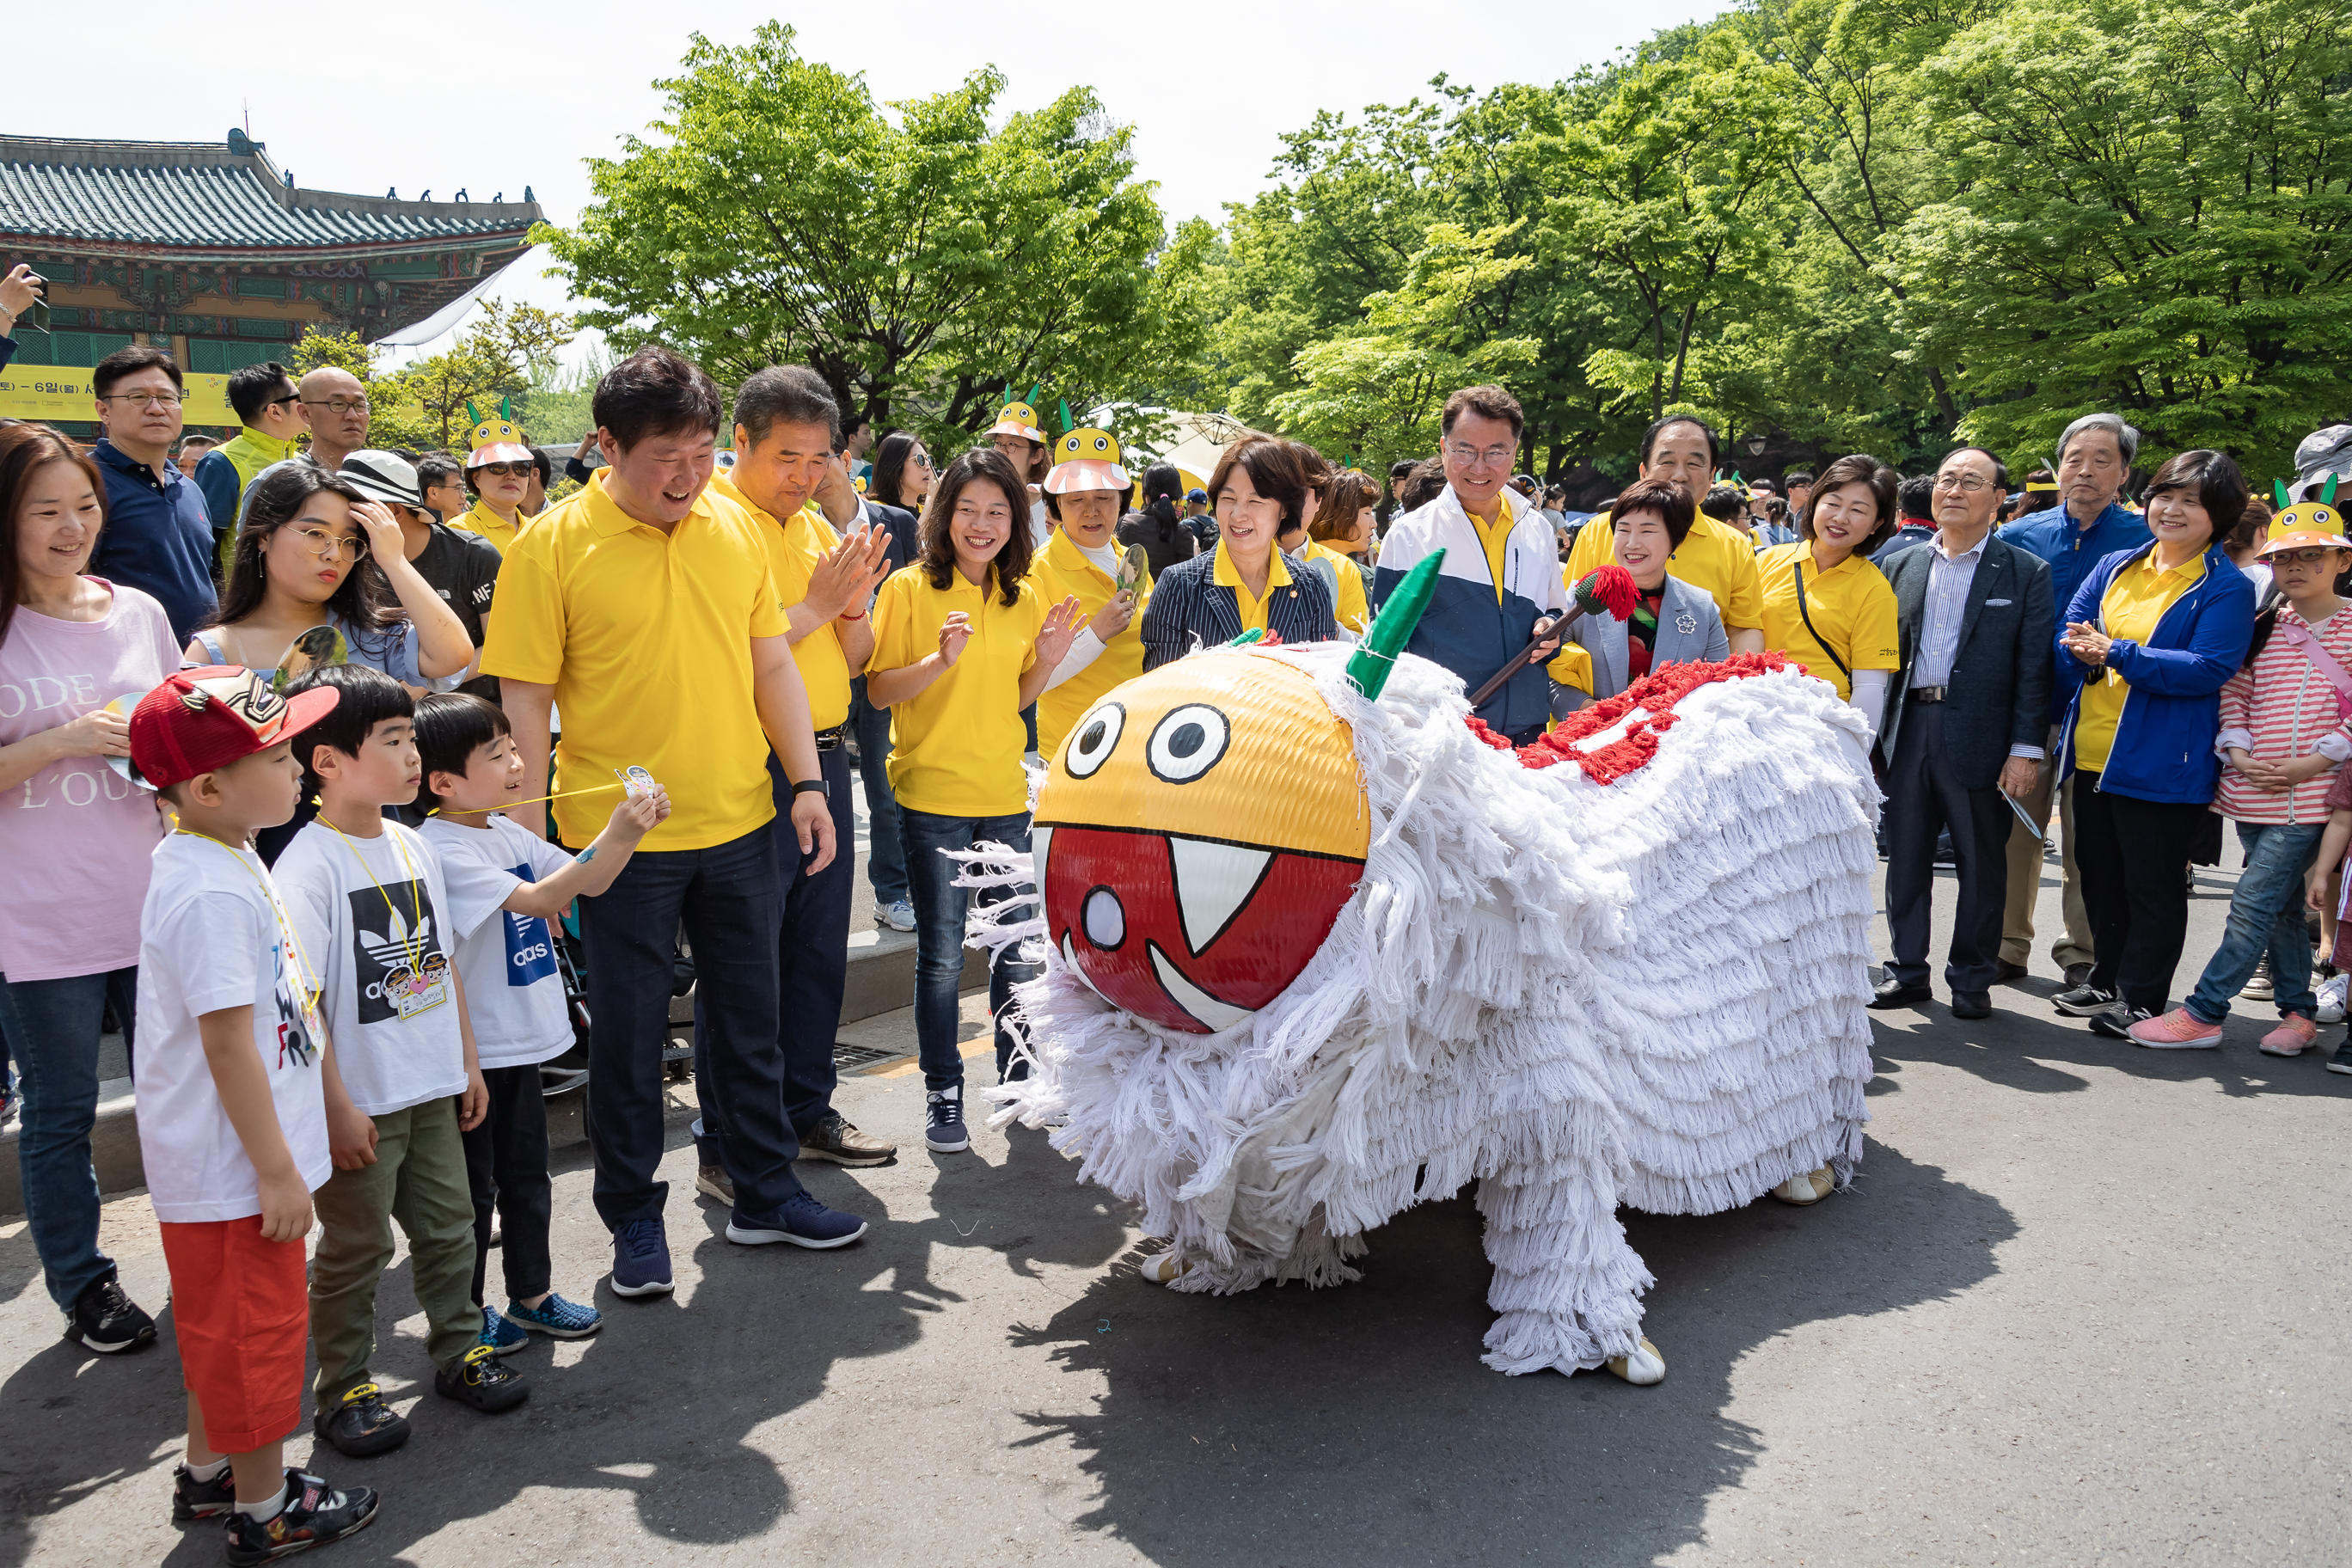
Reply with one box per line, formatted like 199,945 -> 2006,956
475,461 -> 534,480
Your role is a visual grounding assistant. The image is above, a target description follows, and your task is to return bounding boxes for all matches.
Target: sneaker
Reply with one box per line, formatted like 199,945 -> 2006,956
477,1303 -> 530,1353
2090,1003 -> 2156,1039
2052,982 -> 2120,1017
609,1217 -> 674,1297
876,897 -> 916,933
2127,1008 -> 2224,1048
695,1163 -> 735,1204
2328,1039 -> 2352,1075
726,1191 -> 870,1249
2318,972 -> 2349,1025
434,1344 -> 530,1413
2239,956 -> 2275,1001
222,1468 -> 378,1566
2259,1014 -> 2319,1057
171,1461 -> 236,1523
800,1112 -> 896,1167
505,1292 -> 603,1339
926,1085 -> 970,1153
312,1383 -> 410,1458
64,1272 -> 157,1355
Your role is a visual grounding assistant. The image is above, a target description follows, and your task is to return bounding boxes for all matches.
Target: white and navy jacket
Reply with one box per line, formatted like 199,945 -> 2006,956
1374,485 -> 1571,736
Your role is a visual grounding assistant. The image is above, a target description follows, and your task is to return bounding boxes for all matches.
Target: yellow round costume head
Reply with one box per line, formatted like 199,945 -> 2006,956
1044,426 -> 1130,496
988,400 -> 1045,445
464,397 -> 532,469
2264,476 -> 2346,557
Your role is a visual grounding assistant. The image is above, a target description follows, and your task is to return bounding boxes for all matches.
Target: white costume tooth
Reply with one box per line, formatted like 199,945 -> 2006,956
1148,943 -> 1254,1032
1166,836 -> 1272,955
1029,825 -> 1052,879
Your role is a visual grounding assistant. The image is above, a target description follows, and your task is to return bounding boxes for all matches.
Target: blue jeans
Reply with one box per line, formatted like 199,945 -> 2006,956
578,824 -> 804,1227
902,808 -> 1038,1090
2184,821 -> 2325,1024
0,967 -> 134,1308
849,678 -> 908,906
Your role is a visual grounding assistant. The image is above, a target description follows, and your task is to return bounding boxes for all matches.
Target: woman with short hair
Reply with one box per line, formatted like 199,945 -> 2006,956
1559,477 -> 1730,707
1140,437 -> 1338,671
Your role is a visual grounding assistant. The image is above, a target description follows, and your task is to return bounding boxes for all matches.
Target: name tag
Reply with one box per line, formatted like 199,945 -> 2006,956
383,955 -> 453,1020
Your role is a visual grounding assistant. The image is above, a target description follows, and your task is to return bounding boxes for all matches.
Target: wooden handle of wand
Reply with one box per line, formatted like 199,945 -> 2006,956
1467,609 -> 1581,711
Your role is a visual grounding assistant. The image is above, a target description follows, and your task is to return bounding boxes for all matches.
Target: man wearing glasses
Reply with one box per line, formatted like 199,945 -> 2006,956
1873,448 -> 2055,1020
1373,384 -> 1583,744
85,346 -> 217,644
297,367 -> 373,473
1559,415 -> 1767,656
193,359 -> 307,577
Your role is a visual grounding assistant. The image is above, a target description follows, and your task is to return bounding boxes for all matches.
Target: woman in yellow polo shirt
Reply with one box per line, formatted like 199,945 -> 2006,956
1303,467 -> 1377,633
1756,452 -> 1902,744
867,449 -> 1083,1155
1140,437 -> 1339,670
1032,426 -> 1153,758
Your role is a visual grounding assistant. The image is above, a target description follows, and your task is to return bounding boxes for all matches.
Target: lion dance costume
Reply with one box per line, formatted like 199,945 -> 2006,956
966,553 -> 1879,1378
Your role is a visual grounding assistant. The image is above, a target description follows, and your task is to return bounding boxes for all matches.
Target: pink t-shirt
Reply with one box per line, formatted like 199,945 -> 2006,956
0,580 -> 180,982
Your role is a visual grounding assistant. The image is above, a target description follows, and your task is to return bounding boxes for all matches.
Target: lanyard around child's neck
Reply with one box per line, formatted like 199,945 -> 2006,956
173,829 -> 322,1024
314,812 -> 430,980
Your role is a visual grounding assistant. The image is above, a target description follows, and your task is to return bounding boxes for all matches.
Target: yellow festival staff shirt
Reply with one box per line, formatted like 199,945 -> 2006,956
1565,509 -> 1765,632
451,498 -> 522,556
1211,541 -> 1293,634
1308,539 -> 1370,632
1029,529 -> 1152,758
2073,549 -> 2207,773
1754,541 -> 1901,701
869,563 -> 1044,818
480,473 -> 787,850
707,472 -> 852,732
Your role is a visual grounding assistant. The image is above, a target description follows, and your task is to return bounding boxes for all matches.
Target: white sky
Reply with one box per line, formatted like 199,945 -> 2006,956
17,0 -> 1722,358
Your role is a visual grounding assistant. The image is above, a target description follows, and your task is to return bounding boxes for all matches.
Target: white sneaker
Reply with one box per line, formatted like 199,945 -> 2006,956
876,897 -> 916,933
2318,972 -> 2349,1025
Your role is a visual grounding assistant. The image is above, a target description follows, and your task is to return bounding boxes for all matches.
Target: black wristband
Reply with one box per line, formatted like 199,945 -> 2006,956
791,779 -> 829,799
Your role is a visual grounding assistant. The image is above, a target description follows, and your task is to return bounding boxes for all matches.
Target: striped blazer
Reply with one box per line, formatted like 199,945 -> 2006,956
1140,548 -> 1338,671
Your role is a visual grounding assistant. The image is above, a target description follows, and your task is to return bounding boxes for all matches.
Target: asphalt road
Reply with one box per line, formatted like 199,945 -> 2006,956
3,851 -> 2349,1566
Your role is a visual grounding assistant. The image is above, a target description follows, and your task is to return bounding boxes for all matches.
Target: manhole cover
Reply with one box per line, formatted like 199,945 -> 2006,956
833,1042 -> 901,1069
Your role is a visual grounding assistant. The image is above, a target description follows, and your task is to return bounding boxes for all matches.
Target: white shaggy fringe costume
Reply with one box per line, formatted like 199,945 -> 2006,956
963,643 -> 1878,1376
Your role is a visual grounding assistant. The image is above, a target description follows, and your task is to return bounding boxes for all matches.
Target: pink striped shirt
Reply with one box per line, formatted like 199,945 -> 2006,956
2214,605 -> 2352,824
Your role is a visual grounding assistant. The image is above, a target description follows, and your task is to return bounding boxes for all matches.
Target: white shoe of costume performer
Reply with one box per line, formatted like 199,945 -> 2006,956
960,554 -> 1877,1381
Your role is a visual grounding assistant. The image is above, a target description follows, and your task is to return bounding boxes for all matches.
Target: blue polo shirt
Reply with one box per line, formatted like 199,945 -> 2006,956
89,438 -> 218,646
1997,499 -> 2152,724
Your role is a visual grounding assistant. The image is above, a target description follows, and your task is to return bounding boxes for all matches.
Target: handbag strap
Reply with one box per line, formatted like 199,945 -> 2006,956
2274,612 -> 2352,715
1792,556 -> 1852,680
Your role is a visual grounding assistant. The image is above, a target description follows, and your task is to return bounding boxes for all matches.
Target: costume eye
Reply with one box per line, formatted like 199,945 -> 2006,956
1065,702 -> 1124,778
1147,704 -> 1231,784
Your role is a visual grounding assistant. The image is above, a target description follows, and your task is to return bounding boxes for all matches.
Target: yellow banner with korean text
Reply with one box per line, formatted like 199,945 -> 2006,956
0,364 -> 235,426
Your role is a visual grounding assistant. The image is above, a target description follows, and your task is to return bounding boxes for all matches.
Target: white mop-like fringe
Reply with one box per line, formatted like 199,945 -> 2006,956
978,646 -> 1882,1375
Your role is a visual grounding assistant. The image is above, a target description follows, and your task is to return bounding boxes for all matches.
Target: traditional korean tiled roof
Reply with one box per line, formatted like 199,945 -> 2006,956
0,132 -> 542,257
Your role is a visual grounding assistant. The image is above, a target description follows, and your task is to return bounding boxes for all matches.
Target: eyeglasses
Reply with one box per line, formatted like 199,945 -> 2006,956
910,452 -> 934,470
287,526 -> 368,562
303,398 -> 371,415
265,393 -> 299,411
2271,548 -> 2344,567
475,461 -> 533,480
1445,442 -> 1515,471
1933,473 -> 1994,494
100,390 -> 182,409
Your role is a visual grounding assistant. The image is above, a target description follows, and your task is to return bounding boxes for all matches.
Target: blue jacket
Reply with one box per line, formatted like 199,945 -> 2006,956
89,438 -> 219,646
2053,540 -> 2255,804
1998,500 -> 2152,720
1373,487 -> 1568,737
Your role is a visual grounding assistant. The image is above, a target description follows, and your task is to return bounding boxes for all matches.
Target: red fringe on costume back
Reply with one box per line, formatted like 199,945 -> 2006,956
1463,651 -> 1795,786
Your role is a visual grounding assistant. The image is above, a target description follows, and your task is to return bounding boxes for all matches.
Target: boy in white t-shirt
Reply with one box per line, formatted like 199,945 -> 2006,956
413,692 -> 668,1345
271,665 -> 529,1461
126,666 -> 381,1563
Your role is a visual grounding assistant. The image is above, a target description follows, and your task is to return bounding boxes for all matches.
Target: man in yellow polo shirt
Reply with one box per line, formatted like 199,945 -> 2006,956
1562,414 -> 1765,655
705,365 -> 899,1176
481,346 -> 864,1291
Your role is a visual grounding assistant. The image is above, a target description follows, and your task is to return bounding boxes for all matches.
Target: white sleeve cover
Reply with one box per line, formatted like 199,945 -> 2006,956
1848,668 -> 1890,744
1043,628 -> 1109,691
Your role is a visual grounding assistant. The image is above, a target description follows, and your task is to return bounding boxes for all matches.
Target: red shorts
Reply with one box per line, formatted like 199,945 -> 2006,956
159,1216 -> 309,1455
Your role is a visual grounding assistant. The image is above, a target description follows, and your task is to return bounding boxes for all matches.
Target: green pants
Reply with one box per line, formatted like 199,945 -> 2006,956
309,1097 -> 481,1405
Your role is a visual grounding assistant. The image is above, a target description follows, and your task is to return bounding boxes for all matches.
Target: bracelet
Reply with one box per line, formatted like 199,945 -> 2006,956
791,778 -> 830,799
838,609 -> 866,621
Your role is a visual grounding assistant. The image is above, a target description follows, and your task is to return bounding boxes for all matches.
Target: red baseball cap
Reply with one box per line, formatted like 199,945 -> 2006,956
127,666 -> 340,789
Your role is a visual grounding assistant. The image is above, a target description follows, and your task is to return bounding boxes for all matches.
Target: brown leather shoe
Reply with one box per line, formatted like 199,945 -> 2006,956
800,1112 -> 897,1167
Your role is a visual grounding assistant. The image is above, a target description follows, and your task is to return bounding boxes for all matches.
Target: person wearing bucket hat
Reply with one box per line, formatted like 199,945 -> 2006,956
2134,479 -> 2352,1055
450,400 -> 536,556
0,422 -> 181,1357
341,451 -> 502,701
1032,418 -> 1155,757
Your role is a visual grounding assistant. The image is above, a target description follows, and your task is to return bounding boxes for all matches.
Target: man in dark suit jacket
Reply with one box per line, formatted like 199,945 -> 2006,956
1871,448 -> 2056,1020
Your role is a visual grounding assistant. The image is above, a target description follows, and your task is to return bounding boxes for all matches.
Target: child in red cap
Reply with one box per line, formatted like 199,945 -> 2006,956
127,666 -> 381,1564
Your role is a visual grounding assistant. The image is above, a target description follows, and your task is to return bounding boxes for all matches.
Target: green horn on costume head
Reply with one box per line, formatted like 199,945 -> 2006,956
2326,475 -> 2340,505
2275,480 -> 2294,509
1346,549 -> 1444,701
1026,383 -> 1041,406
1059,398 -> 1074,436
499,395 -> 514,420
1223,628 -> 1265,648
466,400 -> 483,424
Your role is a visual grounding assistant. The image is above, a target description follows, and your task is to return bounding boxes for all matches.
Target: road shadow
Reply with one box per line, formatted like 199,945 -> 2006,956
1001,1141 -> 2010,1566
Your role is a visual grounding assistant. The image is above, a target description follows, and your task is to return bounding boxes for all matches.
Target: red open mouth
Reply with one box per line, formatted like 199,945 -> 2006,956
1038,823 -> 1363,1033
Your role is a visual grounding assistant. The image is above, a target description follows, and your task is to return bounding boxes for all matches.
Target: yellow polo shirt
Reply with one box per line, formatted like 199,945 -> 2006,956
1308,539 -> 1371,633
451,498 -> 522,556
2074,550 -> 2205,773
1211,542 -> 1293,634
480,473 -> 787,850
1567,509 -> 1764,631
1466,498 -> 1513,605
1030,530 -> 1152,758
1755,541 -> 1899,701
708,472 -> 851,731
869,563 -> 1044,818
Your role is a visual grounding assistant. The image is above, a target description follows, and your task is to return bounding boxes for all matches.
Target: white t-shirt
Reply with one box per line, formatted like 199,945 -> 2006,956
132,832 -> 332,1222
274,819 -> 467,1116
419,815 -> 575,1069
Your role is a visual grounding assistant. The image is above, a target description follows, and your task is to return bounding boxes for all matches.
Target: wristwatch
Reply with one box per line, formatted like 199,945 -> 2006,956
791,779 -> 830,799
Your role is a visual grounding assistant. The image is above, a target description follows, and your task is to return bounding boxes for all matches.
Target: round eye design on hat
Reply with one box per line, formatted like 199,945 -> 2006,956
1146,704 -> 1231,784
1093,435 -> 1110,452
1065,701 -> 1124,778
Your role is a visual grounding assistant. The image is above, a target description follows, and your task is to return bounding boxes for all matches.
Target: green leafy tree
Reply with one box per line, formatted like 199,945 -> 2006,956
399,300 -> 577,450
